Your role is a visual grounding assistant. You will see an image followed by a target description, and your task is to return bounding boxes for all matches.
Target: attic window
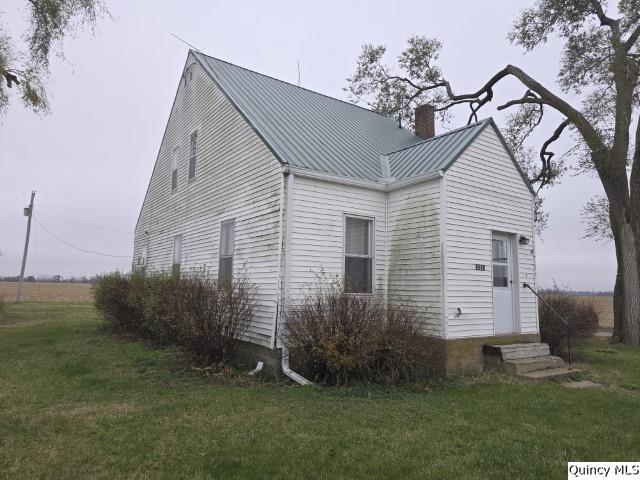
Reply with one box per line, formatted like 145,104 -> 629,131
188,131 -> 197,182
171,147 -> 179,193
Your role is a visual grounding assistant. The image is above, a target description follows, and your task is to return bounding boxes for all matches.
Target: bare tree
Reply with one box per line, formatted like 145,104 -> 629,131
347,0 -> 640,345
0,0 -> 108,115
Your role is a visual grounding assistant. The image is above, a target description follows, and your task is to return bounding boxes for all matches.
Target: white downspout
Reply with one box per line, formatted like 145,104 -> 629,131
280,171 -> 313,386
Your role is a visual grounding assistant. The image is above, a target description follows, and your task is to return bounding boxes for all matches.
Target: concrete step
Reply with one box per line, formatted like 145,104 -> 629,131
520,367 -> 580,380
483,343 -> 550,360
502,355 -> 566,375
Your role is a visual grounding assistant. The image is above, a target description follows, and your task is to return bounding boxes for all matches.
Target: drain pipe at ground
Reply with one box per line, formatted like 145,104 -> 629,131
281,343 -> 312,385
279,171 -> 313,386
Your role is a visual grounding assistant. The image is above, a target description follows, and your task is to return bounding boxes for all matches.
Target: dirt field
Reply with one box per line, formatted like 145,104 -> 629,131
0,282 -> 93,303
572,295 -> 614,329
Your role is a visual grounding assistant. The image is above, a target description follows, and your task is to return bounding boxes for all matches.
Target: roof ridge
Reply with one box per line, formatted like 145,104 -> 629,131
191,50 -> 401,122
384,118 -> 491,157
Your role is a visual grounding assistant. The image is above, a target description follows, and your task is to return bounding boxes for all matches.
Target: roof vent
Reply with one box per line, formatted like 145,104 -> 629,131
415,104 -> 435,140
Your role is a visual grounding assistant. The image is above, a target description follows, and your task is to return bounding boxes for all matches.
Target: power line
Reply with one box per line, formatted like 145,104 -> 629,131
37,190 -> 143,200
33,217 -> 131,258
37,212 -> 134,235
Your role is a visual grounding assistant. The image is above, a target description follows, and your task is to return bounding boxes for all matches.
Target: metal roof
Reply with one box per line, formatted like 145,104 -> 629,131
193,51 -> 422,181
386,120 -> 490,179
192,52 -> 528,189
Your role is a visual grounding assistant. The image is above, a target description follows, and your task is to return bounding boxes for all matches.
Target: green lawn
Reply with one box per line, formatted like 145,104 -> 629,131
1,303 -> 639,480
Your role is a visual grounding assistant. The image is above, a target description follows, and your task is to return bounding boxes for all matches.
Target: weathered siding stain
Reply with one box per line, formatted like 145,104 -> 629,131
287,176 -> 387,298
387,181 -> 442,335
444,126 -> 537,338
133,54 -> 282,347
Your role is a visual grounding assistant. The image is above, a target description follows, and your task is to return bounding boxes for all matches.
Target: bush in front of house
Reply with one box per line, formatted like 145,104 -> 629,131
539,286 -> 599,358
93,271 -> 256,364
284,280 -> 431,385
0,295 -> 6,321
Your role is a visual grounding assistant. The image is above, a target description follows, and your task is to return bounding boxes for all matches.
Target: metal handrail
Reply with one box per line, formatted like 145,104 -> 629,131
523,282 -> 572,366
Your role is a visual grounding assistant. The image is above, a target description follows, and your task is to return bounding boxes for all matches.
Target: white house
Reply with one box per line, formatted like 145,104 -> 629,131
133,50 -> 545,376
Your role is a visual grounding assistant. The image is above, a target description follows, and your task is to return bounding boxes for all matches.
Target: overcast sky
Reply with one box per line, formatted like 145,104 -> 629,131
0,0 -> 617,290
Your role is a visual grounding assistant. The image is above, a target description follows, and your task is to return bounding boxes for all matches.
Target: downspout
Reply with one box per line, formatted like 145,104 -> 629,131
280,171 -> 313,386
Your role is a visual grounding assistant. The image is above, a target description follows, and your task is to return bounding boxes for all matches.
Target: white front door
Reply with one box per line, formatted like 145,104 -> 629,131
492,233 -> 515,334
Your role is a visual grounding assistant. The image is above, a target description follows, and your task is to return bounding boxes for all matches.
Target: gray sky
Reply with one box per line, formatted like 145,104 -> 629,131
0,0 -> 616,290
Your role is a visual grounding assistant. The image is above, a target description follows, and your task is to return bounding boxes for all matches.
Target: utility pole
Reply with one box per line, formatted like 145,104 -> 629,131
16,191 -> 35,303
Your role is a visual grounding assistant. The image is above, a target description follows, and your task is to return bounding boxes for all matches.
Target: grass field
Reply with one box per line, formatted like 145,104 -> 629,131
1,303 -> 639,479
0,282 -> 93,303
572,295 -> 614,329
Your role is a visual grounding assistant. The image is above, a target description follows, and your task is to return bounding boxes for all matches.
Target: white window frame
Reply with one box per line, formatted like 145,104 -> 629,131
172,234 -> 183,275
343,215 -> 375,294
188,129 -> 198,183
218,219 -> 235,285
171,146 -> 179,193
140,245 -> 148,267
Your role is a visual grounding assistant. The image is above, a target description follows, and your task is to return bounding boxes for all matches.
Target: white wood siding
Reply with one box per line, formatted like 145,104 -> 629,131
387,180 -> 443,335
133,54 -> 282,347
443,126 -> 537,338
288,176 -> 387,298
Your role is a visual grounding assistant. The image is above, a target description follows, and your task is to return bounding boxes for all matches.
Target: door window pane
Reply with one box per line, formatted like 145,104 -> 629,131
492,239 -> 507,262
493,264 -> 508,287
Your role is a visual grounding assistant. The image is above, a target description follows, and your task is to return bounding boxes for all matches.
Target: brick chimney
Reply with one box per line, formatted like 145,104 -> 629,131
414,104 -> 435,139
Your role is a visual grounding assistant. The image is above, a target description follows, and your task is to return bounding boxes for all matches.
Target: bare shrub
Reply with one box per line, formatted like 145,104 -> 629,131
0,295 -> 6,321
539,285 -> 599,358
285,280 -> 429,385
173,274 -> 255,364
94,271 -> 256,364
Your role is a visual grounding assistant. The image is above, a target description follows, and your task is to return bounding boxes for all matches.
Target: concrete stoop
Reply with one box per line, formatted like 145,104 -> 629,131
483,343 -> 579,380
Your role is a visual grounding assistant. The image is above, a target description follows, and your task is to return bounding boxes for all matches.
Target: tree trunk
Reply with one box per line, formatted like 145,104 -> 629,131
612,267 -> 624,342
609,182 -> 640,345
619,224 -> 640,345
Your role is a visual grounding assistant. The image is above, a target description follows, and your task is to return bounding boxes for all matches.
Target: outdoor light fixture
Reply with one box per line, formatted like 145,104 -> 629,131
519,235 -> 530,245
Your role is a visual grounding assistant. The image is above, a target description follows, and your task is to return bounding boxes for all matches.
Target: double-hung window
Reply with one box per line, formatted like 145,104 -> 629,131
218,220 -> 235,286
188,131 -> 198,182
171,147 -> 179,193
139,245 -> 148,267
344,216 -> 373,293
172,235 -> 183,276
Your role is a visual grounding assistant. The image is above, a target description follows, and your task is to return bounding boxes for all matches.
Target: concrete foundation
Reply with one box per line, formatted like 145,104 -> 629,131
445,334 -> 541,375
423,333 -> 542,376
232,333 -> 542,379
232,340 -> 282,378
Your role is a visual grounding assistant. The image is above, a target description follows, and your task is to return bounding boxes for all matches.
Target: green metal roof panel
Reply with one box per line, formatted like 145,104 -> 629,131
192,52 -> 531,192
386,120 -> 490,179
193,51 -> 423,181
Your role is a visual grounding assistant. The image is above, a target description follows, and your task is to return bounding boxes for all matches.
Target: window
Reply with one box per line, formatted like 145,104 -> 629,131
171,147 -> 179,193
188,131 -> 197,182
218,220 -> 235,286
139,245 -> 148,266
344,217 -> 373,293
172,235 -> 183,276
492,239 -> 509,287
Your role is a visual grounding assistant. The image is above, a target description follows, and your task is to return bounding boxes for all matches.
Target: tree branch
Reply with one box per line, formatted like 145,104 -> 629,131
497,90 -> 548,110
624,24 -> 640,52
532,119 -> 571,191
589,0 -> 622,44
